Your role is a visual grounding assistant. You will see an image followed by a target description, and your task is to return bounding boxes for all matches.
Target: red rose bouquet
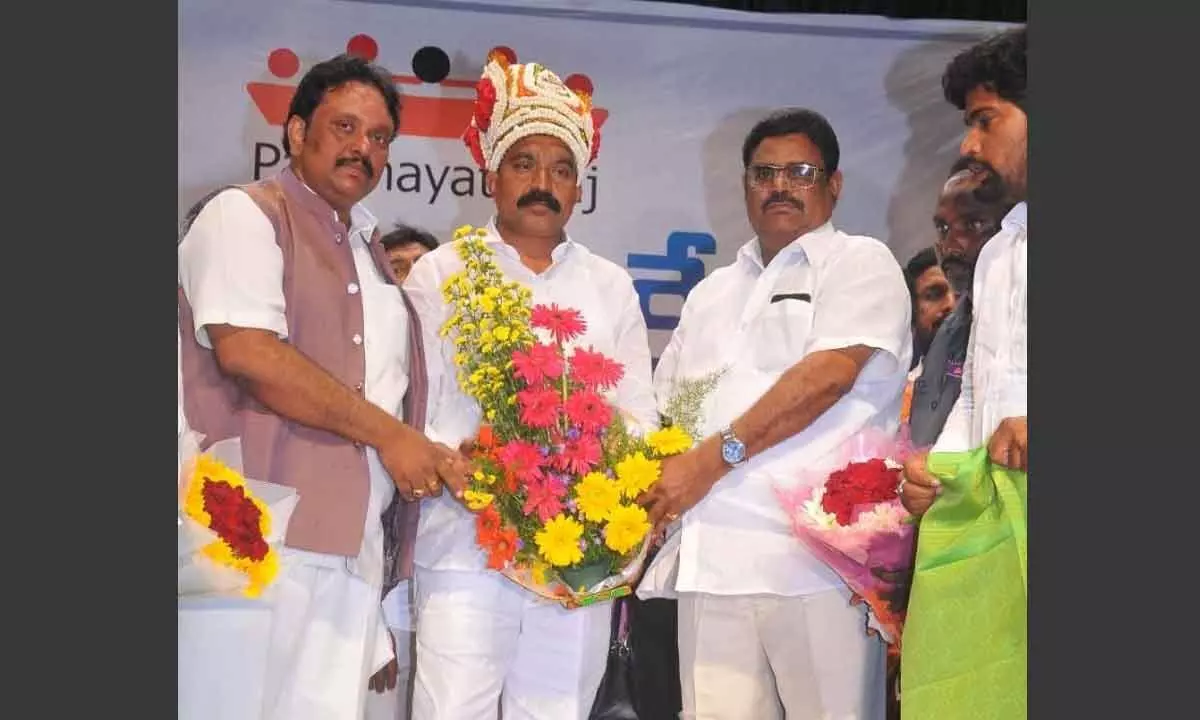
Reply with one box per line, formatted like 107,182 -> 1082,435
177,432 -> 299,599
775,427 -> 916,656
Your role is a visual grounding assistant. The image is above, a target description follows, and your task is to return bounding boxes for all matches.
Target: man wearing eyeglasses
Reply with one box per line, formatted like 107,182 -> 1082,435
637,108 -> 910,719
907,157 -> 1013,447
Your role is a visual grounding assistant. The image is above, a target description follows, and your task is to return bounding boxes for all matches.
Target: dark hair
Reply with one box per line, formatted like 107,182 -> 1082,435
904,247 -> 940,302
282,54 -> 402,155
380,223 -> 439,253
741,108 -> 840,175
943,26 -> 1026,112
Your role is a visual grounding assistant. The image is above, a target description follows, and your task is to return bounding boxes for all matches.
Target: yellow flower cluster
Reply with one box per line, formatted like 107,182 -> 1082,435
535,426 -> 697,568
439,225 -> 536,413
183,455 -> 279,599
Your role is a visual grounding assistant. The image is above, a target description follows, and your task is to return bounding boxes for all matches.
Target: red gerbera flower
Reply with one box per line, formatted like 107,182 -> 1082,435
553,433 -> 603,475
569,347 -> 624,390
512,343 -> 565,385
522,474 -> 568,523
530,303 -> 587,344
517,387 -> 562,429
496,440 -> 545,484
564,391 -> 612,433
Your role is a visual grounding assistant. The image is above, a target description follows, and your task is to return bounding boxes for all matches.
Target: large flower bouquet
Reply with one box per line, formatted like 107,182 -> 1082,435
775,428 -> 916,657
441,225 -> 693,607
177,431 -> 298,599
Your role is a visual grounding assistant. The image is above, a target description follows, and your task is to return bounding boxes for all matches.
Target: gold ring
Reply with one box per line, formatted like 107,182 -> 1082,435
666,513 -> 679,522
413,489 -> 425,498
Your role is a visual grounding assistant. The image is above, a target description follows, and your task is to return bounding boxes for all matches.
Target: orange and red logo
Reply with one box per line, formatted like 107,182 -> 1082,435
246,34 -> 610,140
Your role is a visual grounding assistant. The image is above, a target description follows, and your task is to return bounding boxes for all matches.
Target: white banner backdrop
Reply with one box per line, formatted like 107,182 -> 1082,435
179,0 -> 1011,358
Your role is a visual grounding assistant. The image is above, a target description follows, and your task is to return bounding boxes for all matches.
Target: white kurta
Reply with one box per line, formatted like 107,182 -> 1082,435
933,202 -> 1027,452
178,180 -> 410,720
402,219 -> 658,719
641,223 -> 910,719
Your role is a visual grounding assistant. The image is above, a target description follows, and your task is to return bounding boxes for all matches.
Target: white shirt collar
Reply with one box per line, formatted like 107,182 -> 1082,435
1001,201 -> 1027,235
295,176 -> 379,242
484,216 -> 578,264
738,220 -> 839,271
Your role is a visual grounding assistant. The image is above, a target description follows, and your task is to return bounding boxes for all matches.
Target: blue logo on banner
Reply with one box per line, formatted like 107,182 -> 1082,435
627,231 -> 717,332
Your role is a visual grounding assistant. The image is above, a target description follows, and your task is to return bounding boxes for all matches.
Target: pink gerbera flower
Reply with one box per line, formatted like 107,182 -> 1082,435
530,303 -> 587,344
553,433 -> 603,475
569,347 -> 625,390
511,343 -> 564,386
517,387 -> 562,429
523,474 -> 567,523
564,390 -> 613,433
496,441 -> 545,484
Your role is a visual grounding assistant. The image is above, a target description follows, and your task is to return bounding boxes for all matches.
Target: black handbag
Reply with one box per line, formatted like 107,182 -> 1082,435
588,596 -> 639,720
588,589 -> 684,719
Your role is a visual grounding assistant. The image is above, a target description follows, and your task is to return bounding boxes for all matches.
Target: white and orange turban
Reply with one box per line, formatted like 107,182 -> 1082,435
463,54 -> 600,175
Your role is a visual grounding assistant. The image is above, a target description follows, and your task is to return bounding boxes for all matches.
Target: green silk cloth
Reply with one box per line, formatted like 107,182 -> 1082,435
900,448 -> 1027,719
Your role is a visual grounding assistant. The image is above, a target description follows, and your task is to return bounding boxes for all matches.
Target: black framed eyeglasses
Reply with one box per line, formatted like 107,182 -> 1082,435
746,162 -> 826,189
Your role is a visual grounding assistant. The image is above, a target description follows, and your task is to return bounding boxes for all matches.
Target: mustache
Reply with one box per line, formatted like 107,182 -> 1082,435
762,192 -> 804,213
336,154 -> 375,178
516,189 -> 562,214
958,157 -> 1008,204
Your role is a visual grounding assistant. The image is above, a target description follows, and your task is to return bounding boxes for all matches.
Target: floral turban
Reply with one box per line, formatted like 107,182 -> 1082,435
463,54 -> 600,175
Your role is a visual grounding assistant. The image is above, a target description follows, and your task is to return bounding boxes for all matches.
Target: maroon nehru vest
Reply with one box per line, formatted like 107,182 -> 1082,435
178,168 -> 426,566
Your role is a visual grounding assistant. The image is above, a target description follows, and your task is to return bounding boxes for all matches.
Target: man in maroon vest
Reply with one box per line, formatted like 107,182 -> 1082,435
178,54 -> 469,720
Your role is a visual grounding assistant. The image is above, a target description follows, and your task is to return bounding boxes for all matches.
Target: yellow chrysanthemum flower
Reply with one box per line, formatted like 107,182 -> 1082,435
604,504 -> 652,555
534,514 -> 585,567
463,489 -> 495,510
614,452 -> 661,499
493,326 -> 511,342
575,472 -> 622,522
646,426 -> 693,456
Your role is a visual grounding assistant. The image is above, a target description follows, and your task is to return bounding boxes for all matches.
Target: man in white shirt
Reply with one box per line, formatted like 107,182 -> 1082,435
637,108 -> 911,719
900,26 -> 1028,516
178,54 -> 469,720
403,57 -> 658,720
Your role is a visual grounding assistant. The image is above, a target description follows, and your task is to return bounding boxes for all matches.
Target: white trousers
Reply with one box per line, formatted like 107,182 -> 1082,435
411,568 -> 611,720
678,587 -> 885,720
363,626 -> 415,720
261,555 -> 392,720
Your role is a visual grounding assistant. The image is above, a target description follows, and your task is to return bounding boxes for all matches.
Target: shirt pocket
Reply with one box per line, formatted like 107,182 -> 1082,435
750,296 -> 815,373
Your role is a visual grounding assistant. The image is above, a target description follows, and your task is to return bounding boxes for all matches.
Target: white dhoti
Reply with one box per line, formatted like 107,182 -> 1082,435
364,581 -> 417,720
410,568 -> 611,720
260,451 -> 397,720
261,552 -> 393,720
678,587 -> 885,720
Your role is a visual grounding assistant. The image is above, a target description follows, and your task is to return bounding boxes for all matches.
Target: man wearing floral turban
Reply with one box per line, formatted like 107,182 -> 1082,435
401,55 -> 658,720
